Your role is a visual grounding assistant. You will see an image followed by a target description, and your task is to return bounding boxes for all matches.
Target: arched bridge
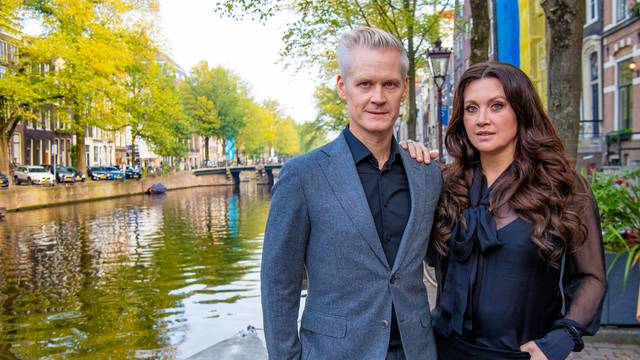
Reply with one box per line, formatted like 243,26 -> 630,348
192,164 -> 283,190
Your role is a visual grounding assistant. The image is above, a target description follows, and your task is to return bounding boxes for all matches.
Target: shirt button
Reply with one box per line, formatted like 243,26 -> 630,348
381,320 -> 389,328
390,274 -> 398,284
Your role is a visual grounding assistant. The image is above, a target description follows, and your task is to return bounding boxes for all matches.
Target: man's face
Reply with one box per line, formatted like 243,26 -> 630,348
337,46 -> 408,137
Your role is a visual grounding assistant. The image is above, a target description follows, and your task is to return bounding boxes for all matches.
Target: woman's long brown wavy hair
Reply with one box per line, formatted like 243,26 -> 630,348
433,62 -> 590,267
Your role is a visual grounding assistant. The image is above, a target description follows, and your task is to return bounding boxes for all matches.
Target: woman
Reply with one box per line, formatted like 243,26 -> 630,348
429,62 -> 606,360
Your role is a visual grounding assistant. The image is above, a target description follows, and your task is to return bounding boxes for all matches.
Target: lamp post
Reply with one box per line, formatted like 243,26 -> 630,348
427,39 -> 451,162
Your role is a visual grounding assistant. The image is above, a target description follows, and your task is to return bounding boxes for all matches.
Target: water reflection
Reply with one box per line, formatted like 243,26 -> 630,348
0,183 -> 271,359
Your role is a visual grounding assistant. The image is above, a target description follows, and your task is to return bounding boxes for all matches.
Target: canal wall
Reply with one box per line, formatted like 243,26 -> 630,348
0,171 -> 232,212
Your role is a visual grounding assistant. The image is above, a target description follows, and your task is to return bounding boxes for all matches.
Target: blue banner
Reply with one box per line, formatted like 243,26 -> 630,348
442,107 -> 449,126
225,137 -> 236,162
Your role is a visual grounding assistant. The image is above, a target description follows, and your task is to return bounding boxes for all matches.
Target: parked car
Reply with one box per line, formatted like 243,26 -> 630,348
53,166 -> 76,183
88,166 -> 110,181
14,166 -> 56,185
125,166 -> 142,179
0,171 -> 9,188
104,166 -> 125,181
68,167 -> 86,182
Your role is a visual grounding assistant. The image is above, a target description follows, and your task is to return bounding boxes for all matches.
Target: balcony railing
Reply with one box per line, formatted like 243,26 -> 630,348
606,130 -> 640,166
579,119 -> 602,139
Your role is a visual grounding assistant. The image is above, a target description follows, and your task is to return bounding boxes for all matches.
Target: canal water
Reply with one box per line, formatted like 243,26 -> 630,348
0,184 -> 272,359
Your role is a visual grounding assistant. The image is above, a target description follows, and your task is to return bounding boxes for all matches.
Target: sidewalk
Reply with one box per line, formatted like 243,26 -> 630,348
573,342 -> 640,359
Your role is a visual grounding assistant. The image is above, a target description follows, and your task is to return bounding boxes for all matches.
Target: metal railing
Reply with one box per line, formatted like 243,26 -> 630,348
579,119 -> 603,139
605,130 -> 640,166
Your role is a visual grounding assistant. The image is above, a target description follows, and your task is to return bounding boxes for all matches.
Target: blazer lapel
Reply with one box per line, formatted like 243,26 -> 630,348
391,150 -> 429,273
317,134 -> 390,270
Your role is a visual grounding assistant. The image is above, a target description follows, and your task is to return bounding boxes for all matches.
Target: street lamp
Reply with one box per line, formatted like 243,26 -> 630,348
427,39 -> 451,162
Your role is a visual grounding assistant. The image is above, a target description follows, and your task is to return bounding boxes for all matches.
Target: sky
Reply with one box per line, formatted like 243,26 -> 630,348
157,0 -> 319,124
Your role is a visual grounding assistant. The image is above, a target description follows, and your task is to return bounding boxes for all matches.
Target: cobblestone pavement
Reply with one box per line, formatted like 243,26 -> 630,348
425,283 -> 640,360
571,343 -> 640,360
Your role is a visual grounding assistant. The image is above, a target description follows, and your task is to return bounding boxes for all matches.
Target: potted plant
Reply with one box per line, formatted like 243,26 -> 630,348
591,168 -> 640,325
606,128 -> 633,143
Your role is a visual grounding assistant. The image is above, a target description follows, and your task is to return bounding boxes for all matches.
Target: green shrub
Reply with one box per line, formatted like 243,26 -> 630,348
591,168 -> 640,284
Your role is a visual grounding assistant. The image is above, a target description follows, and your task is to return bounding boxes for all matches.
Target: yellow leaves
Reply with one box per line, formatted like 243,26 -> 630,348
274,116 -> 300,156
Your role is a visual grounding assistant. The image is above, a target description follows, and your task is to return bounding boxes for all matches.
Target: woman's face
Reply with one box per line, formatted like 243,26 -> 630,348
462,77 -> 518,163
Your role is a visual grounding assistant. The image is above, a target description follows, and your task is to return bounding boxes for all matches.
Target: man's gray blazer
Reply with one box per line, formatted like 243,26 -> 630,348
261,133 -> 441,360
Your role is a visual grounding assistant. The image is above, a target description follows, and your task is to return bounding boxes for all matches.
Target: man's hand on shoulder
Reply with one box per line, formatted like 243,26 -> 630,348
399,140 -> 439,164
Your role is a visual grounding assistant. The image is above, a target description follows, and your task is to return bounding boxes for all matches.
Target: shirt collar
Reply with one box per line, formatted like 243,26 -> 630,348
343,127 -> 401,165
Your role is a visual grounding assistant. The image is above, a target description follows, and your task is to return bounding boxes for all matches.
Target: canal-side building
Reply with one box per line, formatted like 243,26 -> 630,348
416,8 -> 454,152
452,0 -> 640,167
84,125 -> 115,167
579,0 -> 605,168
1,28 -> 24,168
601,0 -> 640,166
23,104 -> 72,167
2,27 -> 73,168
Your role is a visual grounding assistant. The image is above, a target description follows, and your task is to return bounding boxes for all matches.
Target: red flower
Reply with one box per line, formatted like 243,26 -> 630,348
623,229 -> 639,245
615,180 -> 624,185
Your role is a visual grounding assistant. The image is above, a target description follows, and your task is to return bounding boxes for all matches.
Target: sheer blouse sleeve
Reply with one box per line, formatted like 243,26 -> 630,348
563,192 -> 607,333
535,192 -> 607,360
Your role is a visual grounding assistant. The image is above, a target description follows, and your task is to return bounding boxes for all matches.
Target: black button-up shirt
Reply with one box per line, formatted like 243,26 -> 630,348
343,127 -> 411,346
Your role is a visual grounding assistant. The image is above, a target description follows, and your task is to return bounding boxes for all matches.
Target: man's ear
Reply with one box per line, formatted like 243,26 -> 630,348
401,76 -> 409,102
336,74 -> 347,100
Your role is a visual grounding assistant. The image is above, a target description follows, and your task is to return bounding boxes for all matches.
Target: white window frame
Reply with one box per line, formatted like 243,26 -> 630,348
585,0 -> 598,25
614,0 -> 631,23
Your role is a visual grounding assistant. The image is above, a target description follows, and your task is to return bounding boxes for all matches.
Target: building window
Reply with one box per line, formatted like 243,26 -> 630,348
590,52 -> 598,81
618,58 -> 635,130
34,139 -> 41,165
0,65 -> 6,79
588,51 -> 600,134
586,0 -> 598,22
11,133 -> 21,165
616,0 -> 631,22
66,139 -> 71,165
27,139 -> 32,165
0,41 -> 6,63
94,146 -> 99,164
44,109 -> 51,130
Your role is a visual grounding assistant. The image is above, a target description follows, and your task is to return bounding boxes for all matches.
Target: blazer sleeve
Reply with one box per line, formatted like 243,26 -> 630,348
261,161 -> 310,360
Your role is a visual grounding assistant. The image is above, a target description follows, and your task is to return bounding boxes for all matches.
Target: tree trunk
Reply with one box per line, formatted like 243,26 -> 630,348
407,45 -> 417,140
76,131 -> 87,173
540,0 -> 584,160
403,0 -> 417,140
0,135 -> 10,175
204,136 -> 210,162
131,131 -> 136,167
469,0 -> 490,64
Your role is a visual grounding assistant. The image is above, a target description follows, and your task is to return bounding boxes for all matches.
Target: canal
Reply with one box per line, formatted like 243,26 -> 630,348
0,184 -> 272,359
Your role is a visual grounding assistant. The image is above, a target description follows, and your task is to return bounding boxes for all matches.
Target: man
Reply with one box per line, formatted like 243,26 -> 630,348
261,27 -> 441,360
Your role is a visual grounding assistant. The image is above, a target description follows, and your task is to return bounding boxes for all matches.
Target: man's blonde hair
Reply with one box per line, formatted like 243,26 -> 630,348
336,27 -> 408,79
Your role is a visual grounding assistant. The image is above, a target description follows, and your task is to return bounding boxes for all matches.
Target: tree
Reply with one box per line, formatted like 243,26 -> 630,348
468,0 -> 490,64
216,0 -> 455,139
22,0 -> 153,172
274,117 -> 300,156
237,101 -> 271,159
296,119 -> 328,153
126,60 -> 189,162
0,0 -> 22,30
0,50 -> 42,174
540,0 -> 584,160
182,62 -> 247,160
314,83 -> 348,132
123,28 -> 191,163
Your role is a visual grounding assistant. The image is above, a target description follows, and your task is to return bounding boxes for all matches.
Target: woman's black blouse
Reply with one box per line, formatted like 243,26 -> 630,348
430,166 -> 607,360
